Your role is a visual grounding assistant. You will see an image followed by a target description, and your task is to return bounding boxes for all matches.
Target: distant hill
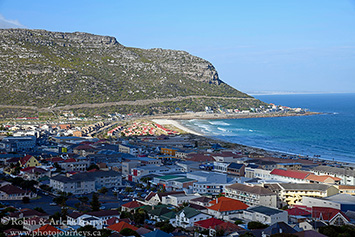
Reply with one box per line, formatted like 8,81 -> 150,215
0,29 -> 265,117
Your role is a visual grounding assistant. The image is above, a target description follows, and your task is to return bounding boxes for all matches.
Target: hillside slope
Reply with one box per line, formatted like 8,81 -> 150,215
0,29 -> 264,116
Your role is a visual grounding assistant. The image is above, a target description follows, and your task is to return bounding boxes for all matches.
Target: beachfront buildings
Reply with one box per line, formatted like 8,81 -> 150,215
311,166 -> 355,185
225,183 -> 277,208
274,183 -> 339,206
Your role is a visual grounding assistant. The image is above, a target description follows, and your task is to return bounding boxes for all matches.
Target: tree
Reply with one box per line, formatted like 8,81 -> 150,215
119,228 -> 140,237
125,187 -> 133,193
87,164 -> 99,171
98,187 -> 108,195
22,197 -> 30,203
34,207 -> 45,213
78,196 -> 89,204
53,195 -> 68,206
247,221 -> 269,230
133,209 -> 147,224
90,192 -> 101,211
216,228 -> 225,237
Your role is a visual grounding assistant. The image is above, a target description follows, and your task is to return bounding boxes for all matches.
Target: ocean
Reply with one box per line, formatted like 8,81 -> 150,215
180,93 -> 355,163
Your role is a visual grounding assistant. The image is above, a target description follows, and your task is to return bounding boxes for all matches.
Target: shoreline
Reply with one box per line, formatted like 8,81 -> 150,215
151,117 -> 355,167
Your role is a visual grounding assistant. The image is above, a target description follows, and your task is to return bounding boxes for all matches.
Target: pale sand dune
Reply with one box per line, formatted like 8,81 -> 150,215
152,119 -> 203,136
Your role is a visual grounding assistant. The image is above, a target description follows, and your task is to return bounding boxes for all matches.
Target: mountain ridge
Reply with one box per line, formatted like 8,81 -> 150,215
0,29 -> 265,116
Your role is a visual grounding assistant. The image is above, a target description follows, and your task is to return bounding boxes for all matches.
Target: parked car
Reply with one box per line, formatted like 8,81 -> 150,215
49,203 -> 57,206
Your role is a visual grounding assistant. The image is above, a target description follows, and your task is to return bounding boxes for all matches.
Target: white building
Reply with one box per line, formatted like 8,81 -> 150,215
242,206 -> 288,225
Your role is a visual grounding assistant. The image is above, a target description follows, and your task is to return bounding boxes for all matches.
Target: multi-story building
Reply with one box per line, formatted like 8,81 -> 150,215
276,183 -> 339,206
242,206 -> 288,225
58,159 -> 90,172
50,170 -> 122,195
311,166 -> 355,185
225,183 -> 277,208
0,136 -> 36,152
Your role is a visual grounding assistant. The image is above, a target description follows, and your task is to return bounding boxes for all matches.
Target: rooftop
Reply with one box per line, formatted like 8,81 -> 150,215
247,206 -> 284,215
226,183 -> 276,195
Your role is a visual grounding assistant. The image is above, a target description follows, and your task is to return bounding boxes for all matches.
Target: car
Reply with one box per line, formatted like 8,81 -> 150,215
100,206 -> 106,210
122,198 -> 130,202
49,202 -> 57,206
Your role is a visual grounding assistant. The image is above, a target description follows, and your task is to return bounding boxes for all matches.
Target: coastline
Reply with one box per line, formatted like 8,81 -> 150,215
151,116 -> 354,167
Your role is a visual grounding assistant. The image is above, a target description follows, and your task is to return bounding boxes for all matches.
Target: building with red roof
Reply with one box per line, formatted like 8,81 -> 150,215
312,207 -> 350,226
270,169 -> 311,183
107,221 -> 138,233
19,155 -> 40,168
194,217 -> 245,236
121,200 -> 144,212
287,207 -> 311,216
207,196 -> 249,219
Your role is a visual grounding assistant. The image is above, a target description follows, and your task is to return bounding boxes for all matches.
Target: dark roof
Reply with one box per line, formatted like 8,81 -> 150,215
247,206 -> 284,215
177,207 -> 201,218
262,222 -> 297,235
0,184 -> 27,194
143,229 -> 172,237
190,196 -> 212,203
226,183 -> 275,195
87,210 -> 120,217
67,212 -> 83,219
51,170 -> 121,183
293,230 -> 327,237
228,163 -> 245,169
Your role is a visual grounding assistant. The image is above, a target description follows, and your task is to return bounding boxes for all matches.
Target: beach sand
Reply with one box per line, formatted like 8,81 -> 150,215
152,119 -> 203,136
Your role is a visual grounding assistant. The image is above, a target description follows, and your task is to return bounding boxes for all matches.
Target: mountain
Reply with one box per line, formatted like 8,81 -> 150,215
0,29 -> 265,117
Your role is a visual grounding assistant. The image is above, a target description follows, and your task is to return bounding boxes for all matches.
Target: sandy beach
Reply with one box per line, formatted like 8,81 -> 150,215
152,119 -> 203,136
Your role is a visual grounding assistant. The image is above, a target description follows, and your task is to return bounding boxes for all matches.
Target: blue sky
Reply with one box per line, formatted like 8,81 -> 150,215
1,0 -> 355,94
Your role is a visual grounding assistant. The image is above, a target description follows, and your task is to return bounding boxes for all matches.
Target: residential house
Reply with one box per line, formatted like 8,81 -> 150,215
305,174 -> 342,184
207,196 -> 249,220
162,193 -> 200,207
32,224 -> 62,236
145,191 -> 185,205
194,218 -> 244,236
225,183 -> 277,208
121,200 -> 144,212
0,184 -> 37,200
189,196 -> 213,207
227,163 -> 245,176
20,167 -> 50,181
107,221 -> 138,233
262,222 -> 297,237
175,207 -> 211,228
242,206 -> 288,225
19,155 -> 41,168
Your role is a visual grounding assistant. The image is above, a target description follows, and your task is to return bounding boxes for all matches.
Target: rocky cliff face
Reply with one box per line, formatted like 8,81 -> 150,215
0,29 -> 249,108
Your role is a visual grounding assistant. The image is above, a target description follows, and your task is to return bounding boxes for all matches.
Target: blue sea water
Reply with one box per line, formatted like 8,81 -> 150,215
180,93 -> 355,163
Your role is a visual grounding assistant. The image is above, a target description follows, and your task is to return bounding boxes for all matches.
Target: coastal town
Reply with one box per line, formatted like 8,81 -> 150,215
0,108 -> 353,237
